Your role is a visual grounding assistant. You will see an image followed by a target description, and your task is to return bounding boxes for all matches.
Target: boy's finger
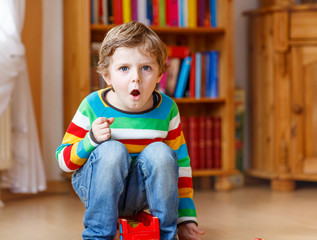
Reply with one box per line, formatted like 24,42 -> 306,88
107,117 -> 115,125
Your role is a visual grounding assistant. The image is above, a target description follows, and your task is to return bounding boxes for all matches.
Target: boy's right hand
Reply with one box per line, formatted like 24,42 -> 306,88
92,117 -> 115,143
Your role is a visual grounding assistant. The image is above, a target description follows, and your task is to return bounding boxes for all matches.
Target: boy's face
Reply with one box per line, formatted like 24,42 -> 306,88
103,47 -> 162,112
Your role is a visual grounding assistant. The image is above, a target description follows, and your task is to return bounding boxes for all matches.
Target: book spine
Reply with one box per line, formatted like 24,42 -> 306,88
153,0 -> 160,26
189,53 -> 196,98
137,0 -> 148,24
159,0 -> 166,27
167,0 -> 178,26
178,0 -> 184,27
123,0 -> 132,23
187,0 -> 196,27
210,0 -> 217,27
199,116 -> 206,169
213,116 -> 221,169
205,116 -> 214,169
189,116 -> 199,170
146,0 -> 154,25
132,0 -> 138,21
113,0 -> 123,24
207,51 -> 219,98
174,56 -> 192,98
166,46 -> 190,59
195,52 -> 202,98
197,0 -> 205,27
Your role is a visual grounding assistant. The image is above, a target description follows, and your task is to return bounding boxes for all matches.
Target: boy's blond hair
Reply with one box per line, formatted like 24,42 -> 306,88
97,21 -> 168,77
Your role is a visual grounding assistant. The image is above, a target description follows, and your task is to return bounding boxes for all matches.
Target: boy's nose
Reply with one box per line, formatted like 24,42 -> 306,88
131,70 -> 141,83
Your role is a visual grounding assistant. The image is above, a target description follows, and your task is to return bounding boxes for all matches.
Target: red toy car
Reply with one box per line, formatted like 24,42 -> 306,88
118,211 -> 160,240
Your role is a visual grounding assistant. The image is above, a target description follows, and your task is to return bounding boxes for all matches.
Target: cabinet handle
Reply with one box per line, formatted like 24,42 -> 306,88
292,105 -> 303,114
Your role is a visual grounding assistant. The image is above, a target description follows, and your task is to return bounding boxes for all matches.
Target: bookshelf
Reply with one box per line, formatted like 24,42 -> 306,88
63,0 -> 236,190
246,3 -> 317,191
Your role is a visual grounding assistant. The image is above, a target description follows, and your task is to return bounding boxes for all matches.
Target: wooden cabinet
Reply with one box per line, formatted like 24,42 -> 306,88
246,4 -> 317,190
63,0 -> 236,189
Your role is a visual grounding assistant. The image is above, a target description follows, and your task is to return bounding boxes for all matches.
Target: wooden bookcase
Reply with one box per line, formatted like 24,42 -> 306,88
63,0 -> 236,190
246,3 -> 317,191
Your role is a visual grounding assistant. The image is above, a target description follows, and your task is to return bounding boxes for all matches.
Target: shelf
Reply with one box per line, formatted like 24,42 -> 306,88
192,169 -> 238,177
173,97 -> 226,104
91,24 -> 225,35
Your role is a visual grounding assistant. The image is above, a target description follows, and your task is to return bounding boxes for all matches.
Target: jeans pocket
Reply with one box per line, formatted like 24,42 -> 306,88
72,165 -> 91,208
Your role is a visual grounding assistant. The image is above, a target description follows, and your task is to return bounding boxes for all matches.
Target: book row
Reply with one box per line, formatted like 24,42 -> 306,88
159,47 -> 219,99
90,43 -> 219,99
181,116 -> 221,170
91,0 -> 217,27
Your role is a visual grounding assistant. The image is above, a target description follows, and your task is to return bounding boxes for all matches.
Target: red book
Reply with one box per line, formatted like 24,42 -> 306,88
153,0 -> 160,26
166,46 -> 190,59
132,0 -> 138,21
166,0 -> 178,26
113,0 -> 123,24
189,53 -> 196,98
188,116 -> 199,170
213,116 -> 221,169
205,116 -> 214,169
199,116 -> 206,169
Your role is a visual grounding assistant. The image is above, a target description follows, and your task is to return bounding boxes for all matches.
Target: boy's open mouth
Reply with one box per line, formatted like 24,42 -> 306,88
130,89 -> 140,97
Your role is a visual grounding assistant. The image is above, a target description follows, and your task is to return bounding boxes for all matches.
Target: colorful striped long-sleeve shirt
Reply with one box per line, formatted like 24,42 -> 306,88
56,88 -> 197,225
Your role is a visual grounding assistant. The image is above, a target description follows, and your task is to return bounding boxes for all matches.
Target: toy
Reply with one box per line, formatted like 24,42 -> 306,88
117,211 -> 160,240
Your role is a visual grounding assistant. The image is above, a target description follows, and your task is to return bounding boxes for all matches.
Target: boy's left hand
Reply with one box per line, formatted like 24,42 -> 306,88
178,222 -> 205,240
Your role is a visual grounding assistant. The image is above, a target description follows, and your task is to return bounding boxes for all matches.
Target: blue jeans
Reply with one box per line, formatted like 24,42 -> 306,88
72,140 -> 179,240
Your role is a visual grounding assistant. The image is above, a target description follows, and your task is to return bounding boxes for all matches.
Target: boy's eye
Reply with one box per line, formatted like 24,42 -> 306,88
142,66 -> 151,71
120,66 -> 128,71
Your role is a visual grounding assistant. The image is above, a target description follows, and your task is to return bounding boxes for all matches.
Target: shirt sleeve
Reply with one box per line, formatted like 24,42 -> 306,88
55,98 -> 99,172
163,101 -> 198,225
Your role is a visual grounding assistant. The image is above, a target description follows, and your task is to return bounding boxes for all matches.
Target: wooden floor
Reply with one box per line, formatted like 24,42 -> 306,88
1,181 -> 317,240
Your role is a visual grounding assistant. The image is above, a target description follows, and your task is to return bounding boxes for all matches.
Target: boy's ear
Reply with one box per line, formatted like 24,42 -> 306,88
156,73 -> 164,84
102,73 -> 111,86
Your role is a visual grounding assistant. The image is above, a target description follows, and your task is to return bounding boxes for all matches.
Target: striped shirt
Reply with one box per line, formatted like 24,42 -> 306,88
56,88 -> 197,225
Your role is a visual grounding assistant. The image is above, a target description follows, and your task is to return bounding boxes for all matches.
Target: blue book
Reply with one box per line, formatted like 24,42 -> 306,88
178,0 -> 184,27
210,0 -> 217,27
195,52 -> 202,98
204,52 -> 210,97
146,0 -> 153,25
174,56 -> 192,98
208,51 -> 219,98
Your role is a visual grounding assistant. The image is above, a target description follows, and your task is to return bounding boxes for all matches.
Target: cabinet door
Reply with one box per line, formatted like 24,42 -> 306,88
291,46 -> 317,175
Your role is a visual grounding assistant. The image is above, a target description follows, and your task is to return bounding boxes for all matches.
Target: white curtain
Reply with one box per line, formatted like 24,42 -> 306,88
0,0 -> 46,193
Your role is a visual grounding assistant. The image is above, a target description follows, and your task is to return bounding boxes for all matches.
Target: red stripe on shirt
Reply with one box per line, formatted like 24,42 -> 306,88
165,124 -> 182,140
67,122 -> 88,138
63,145 -> 81,170
178,177 -> 193,188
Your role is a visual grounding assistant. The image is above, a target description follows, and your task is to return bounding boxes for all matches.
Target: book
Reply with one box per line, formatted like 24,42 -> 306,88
166,0 -> 178,26
188,0 -> 197,27
113,0 -> 123,24
199,116 -> 207,169
159,0 -> 166,27
197,0 -> 206,27
153,0 -> 159,26
165,58 -> 181,97
210,0 -> 217,27
174,56 -> 192,98
132,0 -> 138,21
188,116 -> 199,170
178,0 -> 184,27
201,52 -> 206,97
205,116 -> 214,169
123,0 -> 132,23
206,51 -> 219,98
213,116 -> 221,169
195,52 -> 202,98
166,46 -> 190,59
189,53 -> 196,98
146,0 -> 154,25
137,0 -> 148,24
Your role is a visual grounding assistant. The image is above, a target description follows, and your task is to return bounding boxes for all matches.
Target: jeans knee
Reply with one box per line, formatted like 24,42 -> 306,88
91,140 -> 130,169
145,142 -> 178,173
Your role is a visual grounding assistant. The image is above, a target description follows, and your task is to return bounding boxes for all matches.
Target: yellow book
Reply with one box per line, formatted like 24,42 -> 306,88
122,0 -> 132,23
188,0 -> 197,27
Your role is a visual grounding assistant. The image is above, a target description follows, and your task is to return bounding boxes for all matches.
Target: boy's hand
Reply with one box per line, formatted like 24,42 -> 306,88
178,222 -> 205,240
92,117 -> 114,143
